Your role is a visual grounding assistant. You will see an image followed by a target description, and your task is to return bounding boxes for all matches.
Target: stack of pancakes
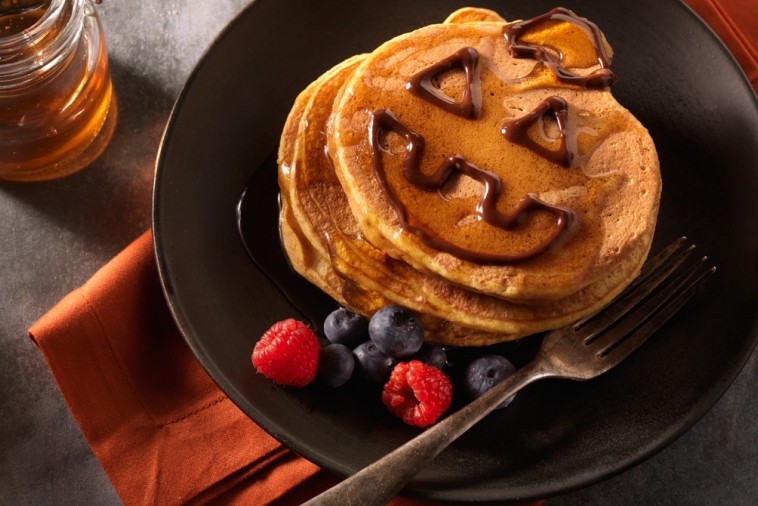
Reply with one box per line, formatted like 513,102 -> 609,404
278,7 -> 661,346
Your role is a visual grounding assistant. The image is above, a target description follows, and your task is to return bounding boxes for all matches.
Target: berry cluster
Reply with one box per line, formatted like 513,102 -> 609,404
251,305 -> 518,427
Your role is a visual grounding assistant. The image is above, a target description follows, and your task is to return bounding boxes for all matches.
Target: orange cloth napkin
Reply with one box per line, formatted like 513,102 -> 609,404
30,231 -> 316,505
29,2 -> 755,505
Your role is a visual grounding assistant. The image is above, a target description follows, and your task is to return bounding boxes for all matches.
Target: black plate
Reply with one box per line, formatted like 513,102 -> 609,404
153,0 -> 758,501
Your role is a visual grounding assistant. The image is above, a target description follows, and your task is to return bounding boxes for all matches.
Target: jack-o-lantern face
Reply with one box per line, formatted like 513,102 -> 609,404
362,7 -> 617,265
279,7 -> 660,343
324,8 -> 659,301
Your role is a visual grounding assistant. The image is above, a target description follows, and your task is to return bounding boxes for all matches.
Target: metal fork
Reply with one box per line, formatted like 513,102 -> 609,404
304,236 -> 715,506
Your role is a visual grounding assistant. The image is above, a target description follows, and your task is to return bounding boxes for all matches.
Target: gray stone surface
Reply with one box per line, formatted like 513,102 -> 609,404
0,1 -> 755,504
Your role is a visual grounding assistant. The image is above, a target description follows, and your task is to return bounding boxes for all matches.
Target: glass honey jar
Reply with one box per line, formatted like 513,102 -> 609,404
0,0 -> 116,181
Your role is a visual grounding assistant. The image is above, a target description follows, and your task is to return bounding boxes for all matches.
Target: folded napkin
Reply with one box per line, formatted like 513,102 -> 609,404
29,2 -> 755,505
30,231 -> 313,505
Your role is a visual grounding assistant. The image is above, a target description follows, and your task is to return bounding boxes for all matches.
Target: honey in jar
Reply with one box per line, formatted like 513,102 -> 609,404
0,0 -> 116,181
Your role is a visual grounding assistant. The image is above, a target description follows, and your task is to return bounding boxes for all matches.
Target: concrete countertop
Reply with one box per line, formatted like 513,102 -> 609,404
0,1 -> 755,504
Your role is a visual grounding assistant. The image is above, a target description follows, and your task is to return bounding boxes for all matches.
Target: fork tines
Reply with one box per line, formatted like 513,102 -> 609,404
574,237 -> 716,357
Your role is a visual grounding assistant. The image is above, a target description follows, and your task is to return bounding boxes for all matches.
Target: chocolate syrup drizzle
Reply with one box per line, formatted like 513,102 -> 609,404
363,8 -> 619,263
501,96 -> 575,168
405,47 -> 482,119
502,7 -> 616,88
369,109 -> 574,264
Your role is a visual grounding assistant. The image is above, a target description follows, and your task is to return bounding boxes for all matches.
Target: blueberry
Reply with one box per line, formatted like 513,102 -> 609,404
464,355 -> 517,409
353,341 -> 398,384
324,308 -> 369,348
368,305 -> 424,358
317,344 -> 355,388
411,342 -> 447,369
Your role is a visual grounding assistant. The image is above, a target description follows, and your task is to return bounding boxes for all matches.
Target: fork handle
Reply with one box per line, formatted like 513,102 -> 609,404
303,360 -> 553,505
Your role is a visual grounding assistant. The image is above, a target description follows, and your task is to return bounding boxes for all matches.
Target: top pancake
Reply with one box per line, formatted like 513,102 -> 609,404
327,12 -> 660,301
280,46 -> 647,345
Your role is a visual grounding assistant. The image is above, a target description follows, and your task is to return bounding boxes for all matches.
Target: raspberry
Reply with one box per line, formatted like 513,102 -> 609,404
252,319 -> 320,387
381,360 -> 452,427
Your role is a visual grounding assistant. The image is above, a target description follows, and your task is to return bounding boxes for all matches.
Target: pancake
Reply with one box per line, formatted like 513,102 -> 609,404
276,7 -> 661,346
279,24 -> 655,346
327,9 -> 660,302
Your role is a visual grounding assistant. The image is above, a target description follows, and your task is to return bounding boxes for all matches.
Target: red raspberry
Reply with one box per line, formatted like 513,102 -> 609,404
252,319 -> 320,387
382,360 -> 452,427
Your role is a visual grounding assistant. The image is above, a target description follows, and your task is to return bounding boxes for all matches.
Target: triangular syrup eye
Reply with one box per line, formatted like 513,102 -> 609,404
501,96 -> 574,168
406,47 -> 482,119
